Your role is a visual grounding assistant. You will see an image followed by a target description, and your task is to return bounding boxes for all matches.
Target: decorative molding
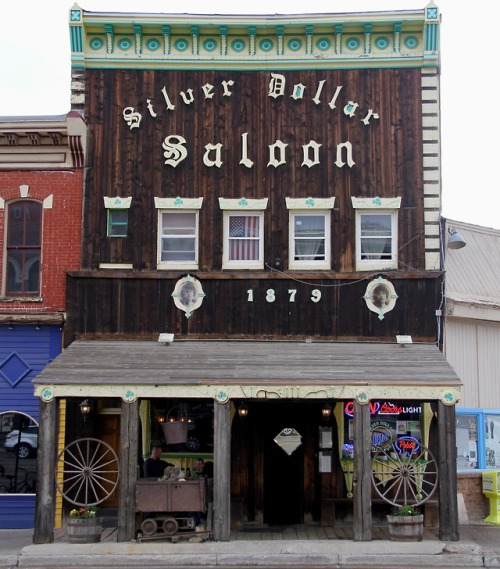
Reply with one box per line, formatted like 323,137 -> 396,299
218,197 -> 268,210
285,197 -> 335,209
351,196 -> 402,209
0,114 -> 86,170
103,196 -> 132,209
35,382 -> 461,406
154,196 -> 203,209
69,8 -> 434,71
43,195 -> 54,209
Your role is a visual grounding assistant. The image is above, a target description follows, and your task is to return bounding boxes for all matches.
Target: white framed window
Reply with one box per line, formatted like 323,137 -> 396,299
286,197 -> 334,270
159,211 -> 199,266
219,198 -> 268,270
352,197 -> 401,271
155,197 -> 203,270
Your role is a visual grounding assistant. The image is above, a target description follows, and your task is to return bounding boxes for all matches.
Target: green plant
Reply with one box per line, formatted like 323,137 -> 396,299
390,505 -> 420,516
69,506 -> 97,519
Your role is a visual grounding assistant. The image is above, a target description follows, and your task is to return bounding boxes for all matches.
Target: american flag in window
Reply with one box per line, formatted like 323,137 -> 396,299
229,215 -> 260,261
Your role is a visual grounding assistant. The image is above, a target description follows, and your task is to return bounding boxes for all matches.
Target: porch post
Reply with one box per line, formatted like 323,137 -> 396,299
117,399 -> 139,542
437,401 -> 459,541
213,400 -> 231,541
34,398 -> 58,544
353,400 -> 372,541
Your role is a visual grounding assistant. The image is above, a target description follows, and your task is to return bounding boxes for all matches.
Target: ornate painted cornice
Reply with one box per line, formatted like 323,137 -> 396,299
69,2 -> 439,71
0,112 -> 87,169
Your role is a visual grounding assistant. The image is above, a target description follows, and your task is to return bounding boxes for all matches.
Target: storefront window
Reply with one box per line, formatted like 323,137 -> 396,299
0,411 -> 37,494
337,400 -> 425,458
485,414 -> 500,468
456,413 -> 478,470
456,409 -> 500,470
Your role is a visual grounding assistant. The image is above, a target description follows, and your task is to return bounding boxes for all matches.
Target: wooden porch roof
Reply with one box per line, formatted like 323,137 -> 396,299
33,340 -> 462,404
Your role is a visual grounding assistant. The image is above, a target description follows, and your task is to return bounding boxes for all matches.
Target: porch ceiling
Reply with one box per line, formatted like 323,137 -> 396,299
33,340 -> 462,405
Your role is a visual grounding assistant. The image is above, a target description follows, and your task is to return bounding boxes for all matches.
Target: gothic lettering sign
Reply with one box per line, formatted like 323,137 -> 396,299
122,73 -> 380,169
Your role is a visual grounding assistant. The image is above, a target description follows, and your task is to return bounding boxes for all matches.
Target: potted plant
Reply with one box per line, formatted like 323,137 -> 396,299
386,505 -> 424,541
67,506 -> 102,543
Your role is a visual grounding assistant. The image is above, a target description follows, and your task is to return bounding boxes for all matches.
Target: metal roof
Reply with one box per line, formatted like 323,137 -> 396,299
33,339 -> 462,404
445,220 -> 500,308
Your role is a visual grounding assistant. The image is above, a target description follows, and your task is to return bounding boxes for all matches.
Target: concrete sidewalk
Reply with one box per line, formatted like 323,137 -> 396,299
2,525 -> 500,568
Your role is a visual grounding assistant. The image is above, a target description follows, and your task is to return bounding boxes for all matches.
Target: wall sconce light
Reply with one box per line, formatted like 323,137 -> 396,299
448,227 -> 466,250
79,399 -> 92,421
321,403 -> 332,419
156,412 -> 166,423
238,402 -> 249,418
8,322 -> 14,330
35,323 -> 41,331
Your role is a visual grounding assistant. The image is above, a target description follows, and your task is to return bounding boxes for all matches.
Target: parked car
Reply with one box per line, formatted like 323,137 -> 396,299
4,426 -> 38,459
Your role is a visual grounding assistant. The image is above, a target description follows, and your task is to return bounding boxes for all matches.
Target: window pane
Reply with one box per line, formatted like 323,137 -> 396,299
360,214 -> 392,260
294,215 -> 326,261
7,202 -> 41,246
24,203 -> 42,246
228,215 -> 260,261
485,414 -> 500,468
6,250 -> 40,293
163,212 -> 196,234
0,412 -> 38,494
108,210 -> 128,237
161,212 -> 197,262
294,215 -> 325,238
6,201 -> 42,295
162,238 -> 196,261
229,216 -> 259,238
456,413 -> 478,470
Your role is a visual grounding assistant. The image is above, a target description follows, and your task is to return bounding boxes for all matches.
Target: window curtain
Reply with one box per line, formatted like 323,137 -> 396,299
229,215 -> 259,260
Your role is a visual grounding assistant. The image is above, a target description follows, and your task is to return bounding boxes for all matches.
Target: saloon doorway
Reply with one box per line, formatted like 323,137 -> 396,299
234,400 -> 325,527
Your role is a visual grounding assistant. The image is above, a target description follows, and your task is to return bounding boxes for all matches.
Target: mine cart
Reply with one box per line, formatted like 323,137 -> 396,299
135,478 -> 209,541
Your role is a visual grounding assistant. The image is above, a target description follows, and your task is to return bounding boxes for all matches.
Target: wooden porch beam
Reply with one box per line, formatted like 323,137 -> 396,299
353,400 -> 372,541
213,400 -> 231,541
33,399 -> 57,544
438,402 -> 459,541
117,399 -> 139,542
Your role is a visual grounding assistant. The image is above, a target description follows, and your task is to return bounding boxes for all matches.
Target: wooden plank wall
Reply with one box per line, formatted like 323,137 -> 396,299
66,274 -> 440,342
82,68 -> 424,273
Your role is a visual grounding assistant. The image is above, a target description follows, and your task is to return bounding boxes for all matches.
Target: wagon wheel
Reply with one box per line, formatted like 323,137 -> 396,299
162,517 -> 179,535
55,437 -> 120,507
371,436 -> 438,508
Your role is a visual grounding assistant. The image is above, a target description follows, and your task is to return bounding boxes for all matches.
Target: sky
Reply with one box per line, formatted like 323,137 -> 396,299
1,0 -> 498,231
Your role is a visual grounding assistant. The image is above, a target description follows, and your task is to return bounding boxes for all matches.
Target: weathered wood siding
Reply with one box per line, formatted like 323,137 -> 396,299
66,67 -> 436,343
82,68 -> 423,272
66,274 -> 440,341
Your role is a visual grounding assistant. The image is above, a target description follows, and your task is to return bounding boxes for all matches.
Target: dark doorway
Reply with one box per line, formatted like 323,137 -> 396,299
261,401 -> 305,525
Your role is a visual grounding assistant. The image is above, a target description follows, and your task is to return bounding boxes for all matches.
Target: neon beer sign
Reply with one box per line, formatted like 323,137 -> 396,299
344,401 -> 421,417
394,436 -> 420,457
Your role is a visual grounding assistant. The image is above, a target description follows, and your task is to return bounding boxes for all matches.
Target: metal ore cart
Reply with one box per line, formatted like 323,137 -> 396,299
135,478 -> 211,541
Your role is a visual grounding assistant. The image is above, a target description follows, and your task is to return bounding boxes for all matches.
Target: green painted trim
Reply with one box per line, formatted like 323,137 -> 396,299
70,57 -> 428,71
71,7 -> 437,71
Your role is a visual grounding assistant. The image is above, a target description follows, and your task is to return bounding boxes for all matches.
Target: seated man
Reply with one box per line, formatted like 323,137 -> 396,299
143,444 -> 172,478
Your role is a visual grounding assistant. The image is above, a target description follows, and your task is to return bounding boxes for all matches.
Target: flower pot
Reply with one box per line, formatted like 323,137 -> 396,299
386,514 -> 424,542
67,518 -> 102,543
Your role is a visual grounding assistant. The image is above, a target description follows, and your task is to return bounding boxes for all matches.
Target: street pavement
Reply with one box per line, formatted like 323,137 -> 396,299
1,524 -> 500,568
